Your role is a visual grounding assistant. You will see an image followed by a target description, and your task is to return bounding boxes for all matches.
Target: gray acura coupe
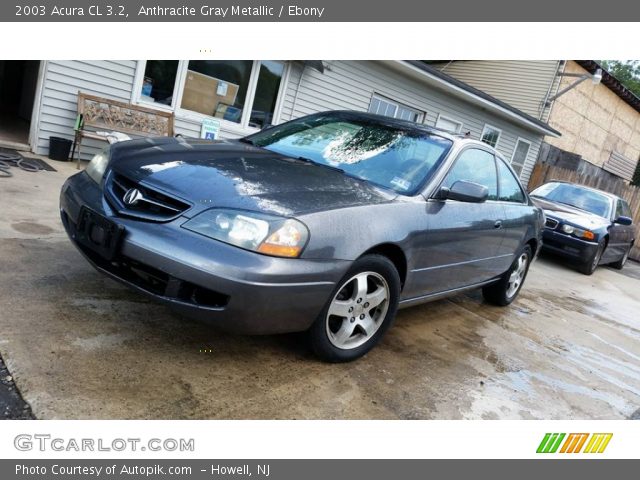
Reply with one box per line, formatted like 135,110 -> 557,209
60,111 -> 543,361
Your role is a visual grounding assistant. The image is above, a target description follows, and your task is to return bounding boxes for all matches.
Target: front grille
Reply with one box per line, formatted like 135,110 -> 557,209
545,217 -> 559,229
106,172 -> 190,222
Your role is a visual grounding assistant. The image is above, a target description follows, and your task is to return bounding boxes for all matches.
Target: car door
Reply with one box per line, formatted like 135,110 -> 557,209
619,199 -> 636,245
494,157 -> 530,273
412,147 -> 505,294
605,198 -> 634,261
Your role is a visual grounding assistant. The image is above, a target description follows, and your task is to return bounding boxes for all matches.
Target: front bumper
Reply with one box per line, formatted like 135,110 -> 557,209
541,228 -> 599,262
60,172 -> 350,334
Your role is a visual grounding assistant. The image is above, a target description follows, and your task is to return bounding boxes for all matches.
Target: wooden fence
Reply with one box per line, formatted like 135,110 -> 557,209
527,162 -> 640,261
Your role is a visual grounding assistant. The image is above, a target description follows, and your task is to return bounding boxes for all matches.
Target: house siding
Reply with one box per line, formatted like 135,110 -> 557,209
432,60 -> 562,121
280,60 -> 544,184
34,60 -> 137,160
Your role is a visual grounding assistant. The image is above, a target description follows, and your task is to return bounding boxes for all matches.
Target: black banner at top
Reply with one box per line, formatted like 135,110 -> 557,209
5,0 -> 640,21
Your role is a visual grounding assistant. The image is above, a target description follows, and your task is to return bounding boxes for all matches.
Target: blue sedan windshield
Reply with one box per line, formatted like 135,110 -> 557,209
531,182 -> 612,218
248,114 -> 453,195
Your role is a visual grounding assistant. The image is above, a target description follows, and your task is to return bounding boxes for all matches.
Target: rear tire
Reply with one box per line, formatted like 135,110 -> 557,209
482,245 -> 532,306
610,243 -> 632,270
309,254 -> 400,362
578,240 -> 605,275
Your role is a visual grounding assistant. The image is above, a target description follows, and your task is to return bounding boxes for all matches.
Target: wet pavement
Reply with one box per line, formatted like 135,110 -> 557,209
1,160 -> 639,419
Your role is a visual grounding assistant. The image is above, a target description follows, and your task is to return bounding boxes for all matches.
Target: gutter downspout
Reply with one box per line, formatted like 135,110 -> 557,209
540,60 -> 566,122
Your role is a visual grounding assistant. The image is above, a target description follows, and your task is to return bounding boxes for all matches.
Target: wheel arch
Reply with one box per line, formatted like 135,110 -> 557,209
361,243 -> 408,290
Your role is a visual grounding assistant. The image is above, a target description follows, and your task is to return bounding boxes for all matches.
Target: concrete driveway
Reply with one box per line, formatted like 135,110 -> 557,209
1,159 -> 639,419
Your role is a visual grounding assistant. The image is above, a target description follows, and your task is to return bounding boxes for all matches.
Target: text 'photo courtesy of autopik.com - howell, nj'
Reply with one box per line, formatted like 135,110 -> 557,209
0,0 -> 640,478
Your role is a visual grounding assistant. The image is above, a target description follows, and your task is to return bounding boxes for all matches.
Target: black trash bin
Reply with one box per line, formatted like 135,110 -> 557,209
49,136 -> 73,161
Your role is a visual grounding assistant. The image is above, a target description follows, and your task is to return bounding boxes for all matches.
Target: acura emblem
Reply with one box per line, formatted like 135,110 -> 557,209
123,188 -> 144,206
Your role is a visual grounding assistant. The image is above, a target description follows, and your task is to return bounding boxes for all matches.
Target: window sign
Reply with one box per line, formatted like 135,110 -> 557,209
200,118 -> 221,140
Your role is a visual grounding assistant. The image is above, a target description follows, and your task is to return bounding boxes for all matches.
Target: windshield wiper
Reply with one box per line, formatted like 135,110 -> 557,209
553,200 -> 584,210
293,156 -> 345,174
238,138 -> 255,145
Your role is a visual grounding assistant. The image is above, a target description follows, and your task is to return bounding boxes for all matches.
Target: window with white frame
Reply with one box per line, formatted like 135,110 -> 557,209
368,94 -> 423,123
137,60 -> 286,129
480,124 -> 502,148
435,115 -> 463,133
510,138 -> 531,176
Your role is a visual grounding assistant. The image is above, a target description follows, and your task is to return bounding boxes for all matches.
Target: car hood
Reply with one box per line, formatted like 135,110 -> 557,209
531,197 -> 610,230
108,137 -> 395,217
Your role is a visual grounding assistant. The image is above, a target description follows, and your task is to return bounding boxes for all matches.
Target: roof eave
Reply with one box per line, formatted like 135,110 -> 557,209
392,60 -> 561,138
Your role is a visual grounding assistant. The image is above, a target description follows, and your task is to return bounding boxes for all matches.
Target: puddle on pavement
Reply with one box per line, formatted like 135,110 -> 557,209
11,221 -> 54,235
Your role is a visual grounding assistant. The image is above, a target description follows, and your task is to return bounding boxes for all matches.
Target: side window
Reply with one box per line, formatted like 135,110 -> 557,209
616,199 -> 631,218
615,199 -> 624,218
442,148 -> 498,200
496,159 -> 526,203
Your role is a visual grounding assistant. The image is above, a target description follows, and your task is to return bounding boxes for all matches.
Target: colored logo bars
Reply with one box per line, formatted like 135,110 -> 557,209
536,433 -> 613,454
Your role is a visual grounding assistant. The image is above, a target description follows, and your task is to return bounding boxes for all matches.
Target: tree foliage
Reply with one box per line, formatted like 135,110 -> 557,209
601,60 -> 640,97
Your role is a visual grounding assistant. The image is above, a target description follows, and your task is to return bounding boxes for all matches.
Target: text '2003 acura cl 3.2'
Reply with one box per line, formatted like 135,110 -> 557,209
60,111 -> 544,362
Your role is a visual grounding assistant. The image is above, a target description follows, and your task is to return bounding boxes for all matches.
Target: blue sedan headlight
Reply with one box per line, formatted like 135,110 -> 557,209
182,209 -> 309,258
561,223 -> 596,241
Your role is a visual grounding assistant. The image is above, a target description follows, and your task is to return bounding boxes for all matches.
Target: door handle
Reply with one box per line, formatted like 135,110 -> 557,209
494,220 -> 503,229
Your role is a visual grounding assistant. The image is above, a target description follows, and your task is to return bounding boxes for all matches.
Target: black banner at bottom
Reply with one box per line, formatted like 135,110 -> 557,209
2,459 -> 638,480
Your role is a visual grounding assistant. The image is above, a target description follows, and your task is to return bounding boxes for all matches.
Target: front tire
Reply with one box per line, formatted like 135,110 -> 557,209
578,240 -> 605,275
309,254 -> 400,362
482,245 -> 532,306
610,243 -> 632,270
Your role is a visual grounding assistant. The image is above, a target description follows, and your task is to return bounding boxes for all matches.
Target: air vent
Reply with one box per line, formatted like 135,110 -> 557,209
545,218 -> 559,230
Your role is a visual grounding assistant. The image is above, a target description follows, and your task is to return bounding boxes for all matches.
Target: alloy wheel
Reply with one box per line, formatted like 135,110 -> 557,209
592,245 -> 603,270
506,252 -> 529,299
326,271 -> 390,350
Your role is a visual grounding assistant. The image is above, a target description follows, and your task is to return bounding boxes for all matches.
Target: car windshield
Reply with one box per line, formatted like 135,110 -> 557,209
531,182 -> 612,218
246,113 -> 453,195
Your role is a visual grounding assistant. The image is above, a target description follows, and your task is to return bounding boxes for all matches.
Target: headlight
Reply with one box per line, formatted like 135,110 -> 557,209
85,149 -> 110,184
561,224 -> 575,234
561,223 -> 595,241
182,209 -> 309,258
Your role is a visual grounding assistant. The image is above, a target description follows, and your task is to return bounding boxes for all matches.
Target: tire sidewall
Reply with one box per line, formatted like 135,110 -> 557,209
310,254 -> 401,362
483,244 -> 532,306
504,245 -> 532,303
582,241 -> 605,275
611,243 -> 632,270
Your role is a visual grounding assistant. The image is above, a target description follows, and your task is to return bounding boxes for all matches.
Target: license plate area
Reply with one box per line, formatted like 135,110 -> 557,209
75,207 -> 125,261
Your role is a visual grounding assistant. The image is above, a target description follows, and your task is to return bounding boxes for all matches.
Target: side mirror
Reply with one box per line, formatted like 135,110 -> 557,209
437,180 -> 488,203
614,215 -> 633,226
